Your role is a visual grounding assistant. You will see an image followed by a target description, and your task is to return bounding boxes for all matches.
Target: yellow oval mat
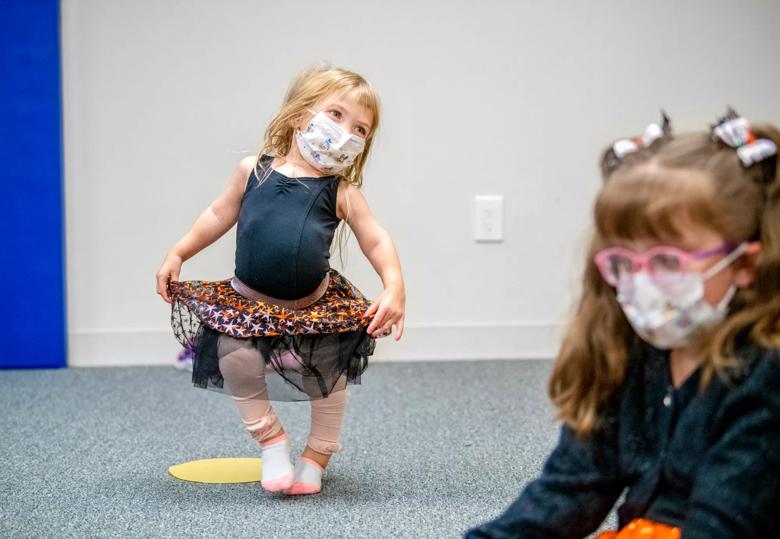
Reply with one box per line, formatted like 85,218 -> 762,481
168,458 -> 262,484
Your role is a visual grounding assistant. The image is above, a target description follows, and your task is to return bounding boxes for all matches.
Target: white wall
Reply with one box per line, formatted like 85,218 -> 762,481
61,0 -> 780,366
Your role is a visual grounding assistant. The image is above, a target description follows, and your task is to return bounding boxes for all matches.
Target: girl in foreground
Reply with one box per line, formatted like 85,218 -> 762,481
467,110 -> 779,537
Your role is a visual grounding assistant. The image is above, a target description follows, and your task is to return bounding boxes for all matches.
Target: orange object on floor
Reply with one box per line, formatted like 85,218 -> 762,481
596,518 -> 681,539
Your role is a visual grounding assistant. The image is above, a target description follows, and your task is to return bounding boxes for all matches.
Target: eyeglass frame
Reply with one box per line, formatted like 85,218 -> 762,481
593,243 -> 745,287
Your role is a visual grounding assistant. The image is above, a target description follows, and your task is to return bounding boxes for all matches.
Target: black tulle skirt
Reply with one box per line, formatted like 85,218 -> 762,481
169,269 -> 375,401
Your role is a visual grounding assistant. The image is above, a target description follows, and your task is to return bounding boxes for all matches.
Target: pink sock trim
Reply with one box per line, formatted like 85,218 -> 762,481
285,482 -> 321,495
261,474 -> 293,493
298,456 -> 325,473
261,433 -> 288,447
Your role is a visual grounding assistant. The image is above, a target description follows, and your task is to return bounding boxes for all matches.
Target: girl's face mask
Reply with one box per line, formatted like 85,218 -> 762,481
295,112 -> 366,174
595,242 -> 747,349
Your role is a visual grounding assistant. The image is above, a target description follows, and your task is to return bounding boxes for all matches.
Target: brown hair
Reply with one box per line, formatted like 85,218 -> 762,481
550,118 -> 780,435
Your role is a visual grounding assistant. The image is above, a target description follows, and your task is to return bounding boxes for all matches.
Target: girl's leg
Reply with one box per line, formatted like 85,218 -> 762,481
218,335 -> 293,491
218,335 -> 283,441
286,377 -> 348,495
304,383 -> 348,467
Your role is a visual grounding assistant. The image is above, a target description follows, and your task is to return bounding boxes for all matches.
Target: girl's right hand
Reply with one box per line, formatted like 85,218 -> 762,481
156,253 -> 183,303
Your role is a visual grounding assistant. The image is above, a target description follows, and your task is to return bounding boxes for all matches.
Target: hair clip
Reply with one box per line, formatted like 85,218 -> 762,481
738,139 -> 778,167
712,107 -> 777,167
605,111 -> 671,176
611,111 -> 671,159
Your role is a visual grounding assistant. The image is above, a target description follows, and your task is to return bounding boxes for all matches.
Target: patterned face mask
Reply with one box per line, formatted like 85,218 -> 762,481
615,243 -> 747,349
295,112 -> 366,174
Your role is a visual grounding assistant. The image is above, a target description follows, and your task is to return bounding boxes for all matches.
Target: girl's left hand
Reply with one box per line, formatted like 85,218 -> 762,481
364,288 -> 405,341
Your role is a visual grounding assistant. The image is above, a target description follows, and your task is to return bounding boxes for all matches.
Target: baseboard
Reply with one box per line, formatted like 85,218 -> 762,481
68,322 -> 563,367
69,327 -> 183,367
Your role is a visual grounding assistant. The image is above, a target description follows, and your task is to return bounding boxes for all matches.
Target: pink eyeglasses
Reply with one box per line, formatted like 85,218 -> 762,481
594,244 -> 736,287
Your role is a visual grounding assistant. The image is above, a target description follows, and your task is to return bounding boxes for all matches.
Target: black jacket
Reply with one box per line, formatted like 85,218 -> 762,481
465,343 -> 780,538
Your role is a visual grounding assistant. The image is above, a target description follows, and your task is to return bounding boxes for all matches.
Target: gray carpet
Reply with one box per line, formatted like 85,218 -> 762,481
1,360 -> 616,538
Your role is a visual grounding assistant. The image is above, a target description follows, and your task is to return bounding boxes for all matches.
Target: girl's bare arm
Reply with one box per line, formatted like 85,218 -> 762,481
338,182 -> 406,339
156,156 -> 254,302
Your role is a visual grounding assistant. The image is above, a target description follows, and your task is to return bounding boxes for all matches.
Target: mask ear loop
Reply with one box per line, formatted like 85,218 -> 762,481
713,284 -> 738,312
701,242 -> 749,280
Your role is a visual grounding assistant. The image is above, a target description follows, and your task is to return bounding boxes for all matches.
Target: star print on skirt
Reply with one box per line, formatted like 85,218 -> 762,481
169,268 -> 376,401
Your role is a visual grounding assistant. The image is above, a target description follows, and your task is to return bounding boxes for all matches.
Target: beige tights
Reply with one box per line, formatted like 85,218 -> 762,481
217,335 -> 347,457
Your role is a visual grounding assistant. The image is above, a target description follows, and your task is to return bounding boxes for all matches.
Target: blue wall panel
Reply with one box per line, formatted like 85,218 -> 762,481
0,0 -> 67,368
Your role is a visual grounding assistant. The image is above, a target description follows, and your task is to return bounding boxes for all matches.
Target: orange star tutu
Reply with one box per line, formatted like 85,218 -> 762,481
169,268 -> 375,401
597,518 -> 681,539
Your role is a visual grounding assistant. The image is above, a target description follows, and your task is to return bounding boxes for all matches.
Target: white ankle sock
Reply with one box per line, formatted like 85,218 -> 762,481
260,434 -> 293,492
285,457 -> 324,495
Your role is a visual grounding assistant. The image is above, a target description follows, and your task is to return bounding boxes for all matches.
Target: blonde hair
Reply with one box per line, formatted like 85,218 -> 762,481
550,120 -> 780,436
254,65 -> 380,188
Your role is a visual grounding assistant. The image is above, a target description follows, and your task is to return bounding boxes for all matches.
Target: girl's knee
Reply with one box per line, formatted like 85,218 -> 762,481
218,337 -> 261,378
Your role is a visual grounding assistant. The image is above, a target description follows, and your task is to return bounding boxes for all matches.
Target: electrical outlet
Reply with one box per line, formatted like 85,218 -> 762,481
475,195 -> 503,242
